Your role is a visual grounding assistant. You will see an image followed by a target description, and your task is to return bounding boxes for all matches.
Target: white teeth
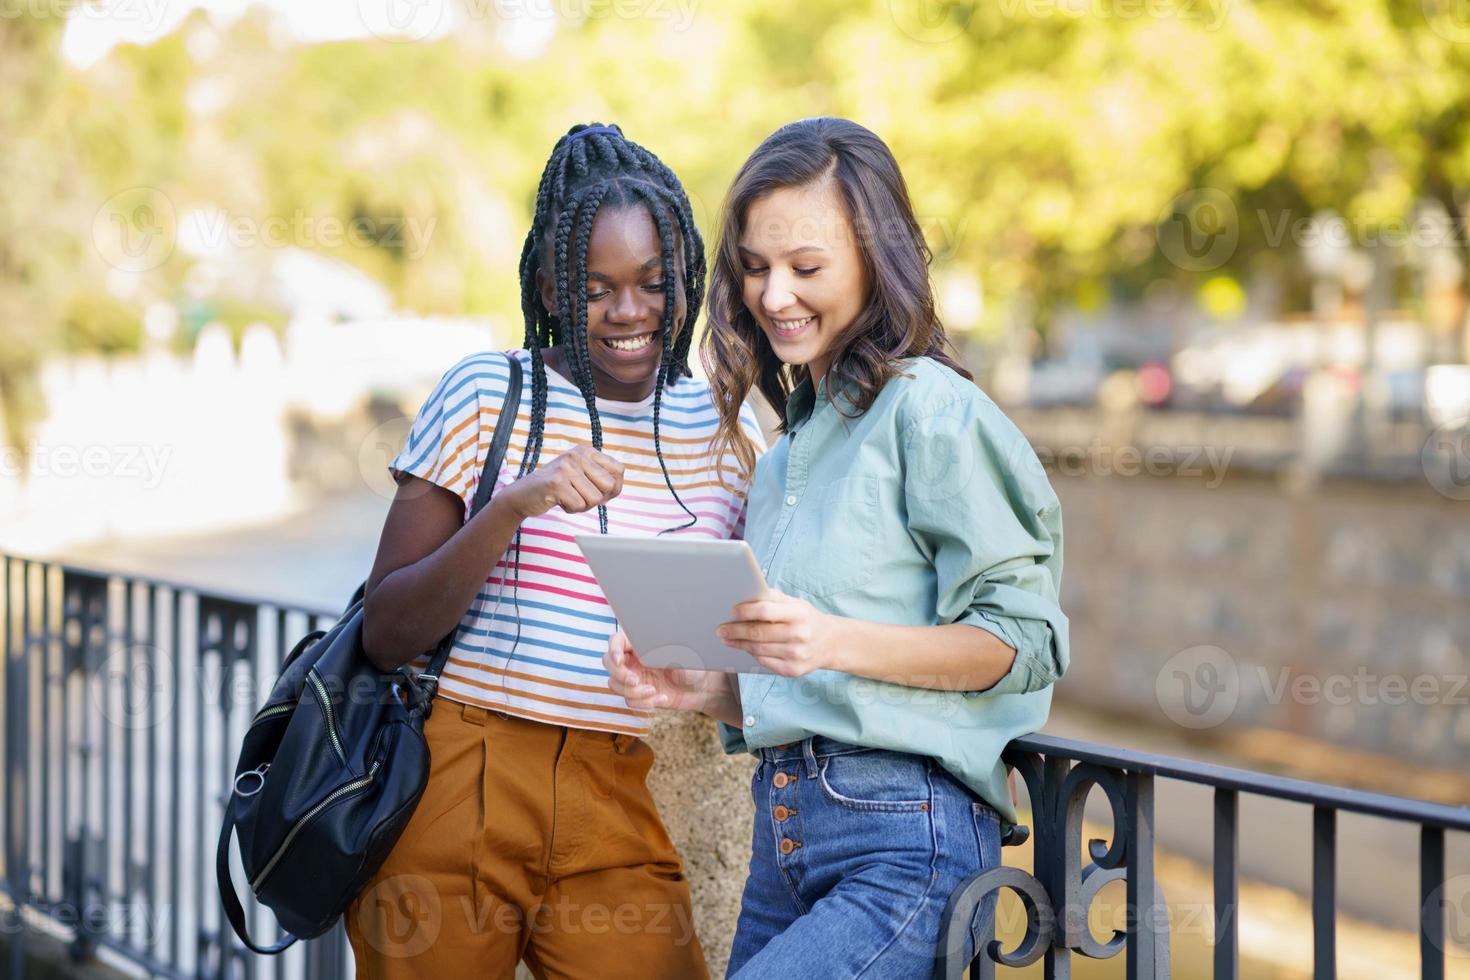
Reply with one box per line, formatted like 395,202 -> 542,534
606,334 -> 654,352
774,316 -> 815,333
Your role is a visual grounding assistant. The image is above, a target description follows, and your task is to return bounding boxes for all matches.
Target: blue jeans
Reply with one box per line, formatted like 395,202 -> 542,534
726,737 -> 1002,979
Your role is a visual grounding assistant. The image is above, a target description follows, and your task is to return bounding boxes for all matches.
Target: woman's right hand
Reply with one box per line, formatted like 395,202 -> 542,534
501,444 -> 624,520
605,630 -> 736,718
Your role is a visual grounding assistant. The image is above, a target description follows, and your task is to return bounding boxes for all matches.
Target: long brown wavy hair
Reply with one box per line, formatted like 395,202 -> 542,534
701,117 -> 972,485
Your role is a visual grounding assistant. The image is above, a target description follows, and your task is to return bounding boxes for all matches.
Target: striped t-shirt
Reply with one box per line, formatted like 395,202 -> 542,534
390,348 -> 764,736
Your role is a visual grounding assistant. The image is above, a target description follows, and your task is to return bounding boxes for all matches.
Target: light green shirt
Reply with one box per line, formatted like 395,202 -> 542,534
719,357 -> 1068,825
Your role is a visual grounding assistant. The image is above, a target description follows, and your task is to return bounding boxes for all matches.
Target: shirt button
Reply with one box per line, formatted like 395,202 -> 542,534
772,772 -> 791,789
744,714 -> 757,728
785,495 -> 797,506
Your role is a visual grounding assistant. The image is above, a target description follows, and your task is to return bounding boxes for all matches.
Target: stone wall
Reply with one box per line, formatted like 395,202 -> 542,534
644,715 -> 756,979
1052,471 -> 1470,768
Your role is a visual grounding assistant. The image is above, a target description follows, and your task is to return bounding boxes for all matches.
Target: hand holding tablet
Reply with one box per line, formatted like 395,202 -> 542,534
576,536 -> 773,673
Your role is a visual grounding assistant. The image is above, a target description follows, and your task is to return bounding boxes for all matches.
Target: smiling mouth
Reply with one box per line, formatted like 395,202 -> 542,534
772,315 -> 816,337
602,333 -> 656,353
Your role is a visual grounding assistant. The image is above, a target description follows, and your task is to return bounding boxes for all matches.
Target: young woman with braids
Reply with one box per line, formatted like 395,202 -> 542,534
606,118 -> 1069,977
351,123 -> 760,979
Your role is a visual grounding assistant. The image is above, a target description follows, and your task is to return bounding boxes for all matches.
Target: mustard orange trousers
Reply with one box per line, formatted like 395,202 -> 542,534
345,698 -> 709,979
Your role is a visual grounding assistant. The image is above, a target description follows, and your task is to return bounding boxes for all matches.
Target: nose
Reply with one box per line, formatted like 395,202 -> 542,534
761,270 -> 798,317
606,286 -> 651,326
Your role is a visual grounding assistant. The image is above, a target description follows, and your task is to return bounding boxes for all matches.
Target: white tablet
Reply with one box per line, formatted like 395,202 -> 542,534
575,535 -> 771,673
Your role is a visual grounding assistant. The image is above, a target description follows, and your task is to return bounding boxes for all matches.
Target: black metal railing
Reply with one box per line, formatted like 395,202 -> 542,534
0,552 -> 347,980
2,552 -> 1468,979
938,735 -> 1470,979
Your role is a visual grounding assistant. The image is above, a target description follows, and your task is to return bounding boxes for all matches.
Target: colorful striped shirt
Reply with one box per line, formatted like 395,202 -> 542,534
390,348 -> 764,736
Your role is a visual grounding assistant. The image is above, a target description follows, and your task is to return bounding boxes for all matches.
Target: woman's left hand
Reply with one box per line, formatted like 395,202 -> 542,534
718,590 -> 843,678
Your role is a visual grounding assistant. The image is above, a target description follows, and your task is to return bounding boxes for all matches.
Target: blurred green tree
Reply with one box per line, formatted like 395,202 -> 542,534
6,0 -> 1470,453
0,12 -> 78,456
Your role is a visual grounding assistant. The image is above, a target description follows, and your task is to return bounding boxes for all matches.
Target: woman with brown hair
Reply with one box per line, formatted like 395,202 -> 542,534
606,117 -> 1069,977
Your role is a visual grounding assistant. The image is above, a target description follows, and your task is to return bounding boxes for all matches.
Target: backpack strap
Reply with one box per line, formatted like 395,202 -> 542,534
468,351 -> 525,519
419,351 -> 524,688
217,807 -> 299,955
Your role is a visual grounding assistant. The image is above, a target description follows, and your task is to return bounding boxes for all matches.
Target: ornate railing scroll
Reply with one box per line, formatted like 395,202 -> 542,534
938,743 -> 1170,979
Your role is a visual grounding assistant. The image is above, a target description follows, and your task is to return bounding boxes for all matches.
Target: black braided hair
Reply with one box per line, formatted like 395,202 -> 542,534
630,181 -> 701,532
502,124 -> 707,650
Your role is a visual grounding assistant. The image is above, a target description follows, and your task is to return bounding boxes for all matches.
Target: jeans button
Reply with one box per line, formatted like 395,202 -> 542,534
779,837 -> 800,855
773,772 -> 791,789
773,805 -> 791,822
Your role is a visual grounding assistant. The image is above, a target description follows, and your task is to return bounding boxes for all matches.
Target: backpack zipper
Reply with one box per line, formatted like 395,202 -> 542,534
248,760 -> 380,894
308,670 -> 348,767
251,702 -> 293,725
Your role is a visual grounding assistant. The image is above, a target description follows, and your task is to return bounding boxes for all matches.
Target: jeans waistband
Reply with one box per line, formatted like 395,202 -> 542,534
757,735 -> 881,763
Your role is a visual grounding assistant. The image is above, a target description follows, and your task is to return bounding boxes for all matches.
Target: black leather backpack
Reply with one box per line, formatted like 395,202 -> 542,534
217,353 -> 522,953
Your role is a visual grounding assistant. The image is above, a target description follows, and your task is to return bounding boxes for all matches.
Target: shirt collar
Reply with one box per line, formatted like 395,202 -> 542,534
784,370 -> 858,430
784,376 -> 817,429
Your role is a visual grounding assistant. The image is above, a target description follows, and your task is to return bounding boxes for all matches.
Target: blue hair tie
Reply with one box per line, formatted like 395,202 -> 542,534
568,124 -> 621,143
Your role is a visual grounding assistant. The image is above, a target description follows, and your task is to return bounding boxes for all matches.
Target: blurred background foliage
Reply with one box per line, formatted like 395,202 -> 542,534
4,0 -> 1470,446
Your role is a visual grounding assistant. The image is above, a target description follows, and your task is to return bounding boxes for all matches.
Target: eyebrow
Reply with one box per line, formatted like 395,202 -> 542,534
738,245 -> 829,260
588,257 -> 665,282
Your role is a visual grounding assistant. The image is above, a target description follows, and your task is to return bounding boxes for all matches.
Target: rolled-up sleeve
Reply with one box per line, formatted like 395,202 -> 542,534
902,395 -> 1069,697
